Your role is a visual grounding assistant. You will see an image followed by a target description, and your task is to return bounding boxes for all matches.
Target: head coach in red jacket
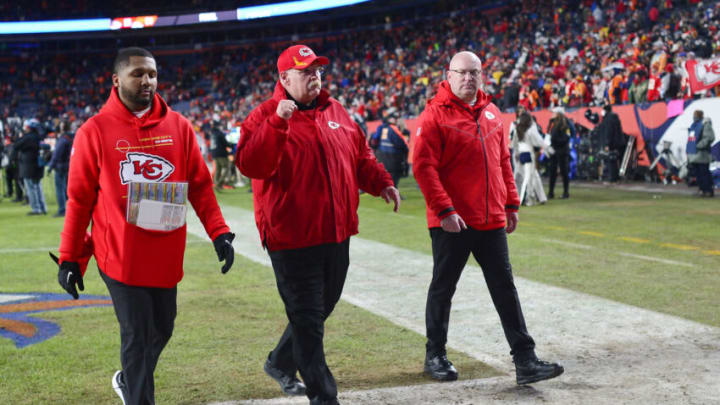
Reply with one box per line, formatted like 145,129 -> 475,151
413,51 -> 563,386
55,47 -> 236,405
235,44 -> 400,405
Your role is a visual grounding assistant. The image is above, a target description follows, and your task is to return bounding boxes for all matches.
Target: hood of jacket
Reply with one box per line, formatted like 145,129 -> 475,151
99,86 -> 169,129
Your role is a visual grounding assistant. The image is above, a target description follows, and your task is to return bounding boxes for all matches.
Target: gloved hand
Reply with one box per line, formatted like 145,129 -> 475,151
212,232 -> 235,274
50,252 -> 84,299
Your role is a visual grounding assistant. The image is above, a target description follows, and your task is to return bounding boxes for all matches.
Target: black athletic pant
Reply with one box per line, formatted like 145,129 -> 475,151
267,239 -> 350,401
548,151 -> 569,196
425,227 -> 536,362
692,162 -> 713,193
101,270 -> 177,405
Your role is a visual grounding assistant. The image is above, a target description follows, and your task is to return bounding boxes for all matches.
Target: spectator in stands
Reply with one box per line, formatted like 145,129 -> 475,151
13,119 -> 47,215
413,50 -> 563,386
687,109 -> 715,197
235,44 -> 400,405
46,120 -> 73,217
547,108 -> 572,199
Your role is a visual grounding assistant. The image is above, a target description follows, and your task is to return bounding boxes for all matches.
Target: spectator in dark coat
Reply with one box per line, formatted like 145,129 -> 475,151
13,119 -> 47,215
597,104 -> 626,182
47,121 -> 73,216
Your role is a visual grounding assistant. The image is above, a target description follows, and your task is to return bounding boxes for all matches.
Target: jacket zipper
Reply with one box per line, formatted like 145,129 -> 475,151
476,117 -> 490,225
450,99 -> 492,225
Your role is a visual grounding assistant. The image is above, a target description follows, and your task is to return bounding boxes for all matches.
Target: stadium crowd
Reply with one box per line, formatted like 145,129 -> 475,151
2,0 -> 720,203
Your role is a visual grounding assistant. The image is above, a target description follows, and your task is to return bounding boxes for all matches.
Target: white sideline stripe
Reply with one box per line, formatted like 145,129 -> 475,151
540,238 -> 696,267
188,205 -> 720,405
0,294 -> 33,304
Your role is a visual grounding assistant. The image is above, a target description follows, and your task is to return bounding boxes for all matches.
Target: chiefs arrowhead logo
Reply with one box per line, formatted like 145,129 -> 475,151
485,111 -> 496,120
119,152 -> 175,184
298,47 -> 313,57
328,121 -> 340,129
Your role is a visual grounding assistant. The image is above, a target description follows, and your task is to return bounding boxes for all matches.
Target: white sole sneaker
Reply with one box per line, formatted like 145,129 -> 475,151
112,370 -> 126,405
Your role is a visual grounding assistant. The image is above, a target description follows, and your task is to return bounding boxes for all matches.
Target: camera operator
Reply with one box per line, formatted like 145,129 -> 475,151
596,104 -> 625,182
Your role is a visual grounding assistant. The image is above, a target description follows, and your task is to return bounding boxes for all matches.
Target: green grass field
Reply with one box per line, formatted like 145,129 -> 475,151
1,175 -> 718,404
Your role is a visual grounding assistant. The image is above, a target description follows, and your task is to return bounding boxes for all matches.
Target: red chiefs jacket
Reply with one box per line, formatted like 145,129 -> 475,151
413,81 -> 520,230
236,81 -> 393,251
59,87 -> 230,288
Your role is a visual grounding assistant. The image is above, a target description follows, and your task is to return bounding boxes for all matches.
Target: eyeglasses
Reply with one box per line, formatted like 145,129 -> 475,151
449,69 -> 482,78
292,67 -> 325,77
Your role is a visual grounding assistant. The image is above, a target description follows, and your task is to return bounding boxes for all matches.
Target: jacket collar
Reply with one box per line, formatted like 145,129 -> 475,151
430,81 -> 492,115
100,87 -> 169,129
272,80 -> 330,110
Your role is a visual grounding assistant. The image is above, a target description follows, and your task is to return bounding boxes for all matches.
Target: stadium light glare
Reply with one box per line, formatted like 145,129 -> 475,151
236,0 -> 371,21
0,0 -> 371,35
0,19 -> 111,34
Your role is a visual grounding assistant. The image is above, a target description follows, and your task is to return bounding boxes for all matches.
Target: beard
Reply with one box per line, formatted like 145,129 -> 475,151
120,85 -> 155,109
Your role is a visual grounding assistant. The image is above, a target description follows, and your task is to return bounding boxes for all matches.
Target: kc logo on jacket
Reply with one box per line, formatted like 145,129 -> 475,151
119,152 -> 175,184
328,121 -> 340,129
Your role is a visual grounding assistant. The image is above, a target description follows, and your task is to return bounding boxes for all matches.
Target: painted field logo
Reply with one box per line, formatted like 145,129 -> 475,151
0,293 -> 112,348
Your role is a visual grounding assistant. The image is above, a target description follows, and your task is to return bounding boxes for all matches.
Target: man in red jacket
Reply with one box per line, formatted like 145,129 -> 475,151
236,44 -> 400,405
55,47 -> 235,405
413,51 -> 563,385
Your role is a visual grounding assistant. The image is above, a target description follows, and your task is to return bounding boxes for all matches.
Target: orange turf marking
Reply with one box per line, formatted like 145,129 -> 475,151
0,299 -> 111,314
0,318 -> 36,337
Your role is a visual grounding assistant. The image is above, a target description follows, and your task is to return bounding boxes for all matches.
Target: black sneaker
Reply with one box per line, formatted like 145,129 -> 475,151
515,358 -> 564,385
263,359 -> 306,396
112,370 -> 127,405
424,354 -> 458,381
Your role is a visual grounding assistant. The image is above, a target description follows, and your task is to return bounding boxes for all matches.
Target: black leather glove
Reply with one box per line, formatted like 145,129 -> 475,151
50,252 -> 84,299
212,232 -> 235,274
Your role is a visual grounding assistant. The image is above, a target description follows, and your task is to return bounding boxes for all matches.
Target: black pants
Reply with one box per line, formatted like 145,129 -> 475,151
608,149 -> 621,182
376,151 -> 403,188
692,162 -> 713,193
268,240 -> 350,401
549,151 -> 569,196
101,270 -> 177,405
425,227 -> 536,361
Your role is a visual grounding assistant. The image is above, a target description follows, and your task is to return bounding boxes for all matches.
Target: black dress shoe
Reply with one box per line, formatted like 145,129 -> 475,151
310,396 -> 340,405
263,359 -> 306,396
424,354 -> 458,381
515,358 -> 564,385
561,192 -> 569,199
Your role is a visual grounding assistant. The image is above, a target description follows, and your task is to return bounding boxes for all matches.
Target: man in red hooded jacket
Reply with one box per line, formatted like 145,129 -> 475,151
56,47 -> 235,405
413,51 -> 563,386
236,44 -> 400,405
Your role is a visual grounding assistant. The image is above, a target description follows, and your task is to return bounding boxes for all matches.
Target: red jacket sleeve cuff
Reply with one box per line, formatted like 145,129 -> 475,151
505,204 -> 519,213
437,207 -> 456,220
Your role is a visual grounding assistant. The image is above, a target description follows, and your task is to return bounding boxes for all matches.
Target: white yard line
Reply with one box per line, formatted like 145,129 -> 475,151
189,206 -> 720,405
540,238 -> 696,268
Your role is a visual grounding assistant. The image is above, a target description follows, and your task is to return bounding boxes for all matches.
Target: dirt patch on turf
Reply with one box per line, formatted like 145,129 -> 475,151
689,208 -> 720,216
